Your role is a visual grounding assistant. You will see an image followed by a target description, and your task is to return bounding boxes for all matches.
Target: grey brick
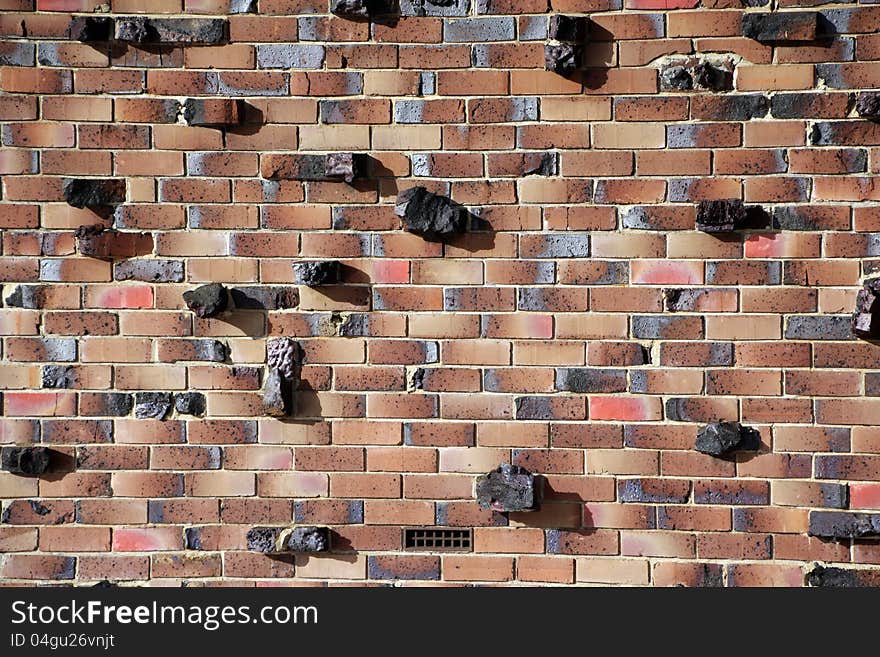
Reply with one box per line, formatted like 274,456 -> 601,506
395,100 -> 427,123
785,315 -> 853,340
666,124 -> 702,149
3,42 -> 35,66
257,44 -> 325,69
528,234 -> 590,258
114,260 -> 183,283
555,368 -> 627,393
420,72 -> 435,95
443,17 -> 515,42
401,0 -> 469,16
632,316 -> 701,339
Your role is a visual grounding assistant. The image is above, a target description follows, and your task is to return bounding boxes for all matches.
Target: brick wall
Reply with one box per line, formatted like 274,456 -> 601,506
1,0 -> 880,587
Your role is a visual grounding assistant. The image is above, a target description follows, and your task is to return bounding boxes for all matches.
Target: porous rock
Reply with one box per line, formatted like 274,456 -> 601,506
246,527 -> 283,553
330,0 -> 397,19
1,446 -> 51,476
742,12 -> 818,43
852,277 -> 880,337
183,283 -> 228,318
809,511 -> 880,539
135,392 -> 173,420
544,43 -> 580,76
62,178 -> 126,208
695,199 -> 748,232
174,392 -> 206,417
267,337 -> 301,380
261,367 -> 289,417
476,463 -> 541,512
284,526 -> 330,552
856,92 -> 880,120
694,421 -> 761,457
115,17 -> 228,44
395,186 -> 472,240
660,65 -> 693,91
68,16 -> 113,42
42,365 -> 76,389
293,261 -> 341,286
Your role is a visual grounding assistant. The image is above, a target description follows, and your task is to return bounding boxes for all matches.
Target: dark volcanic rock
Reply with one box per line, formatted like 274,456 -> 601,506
330,0 -> 397,19
476,463 -> 542,512
324,152 -> 362,183
285,526 -> 330,552
695,199 -> 748,232
68,16 -> 113,42
660,65 -> 693,91
174,392 -> 206,417
1,446 -> 51,476
114,16 -> 151,42
544,43 -> 580,76
694,421 -> 761,457
806,565 -> 880,588
135,392 -> 173,420
549,14 -> 588,42
293,261 -> 341,286
246,527 -> 283,553
183,283 -> 228,318
857,92 -> 880,120
261,368 -> 289,417
809,511 -> 880,539
62,179 -> 126,208
267,337 -> 301,381
115,17 -> 227,44
742,12 -> 818,43
42,365 -> 76,389
693,62 -> 733,91
852,277 -> 880,338
395,186 -> 472,240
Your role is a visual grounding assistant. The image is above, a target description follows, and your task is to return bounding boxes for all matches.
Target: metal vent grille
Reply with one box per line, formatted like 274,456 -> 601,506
404,528 -> 472,551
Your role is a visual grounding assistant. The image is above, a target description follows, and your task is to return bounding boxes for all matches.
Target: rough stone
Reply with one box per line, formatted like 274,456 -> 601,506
660,65 -> 693,91
174,392 -> 206,417
262,153 -> 365,182
115,17 -> 228,44
806,565 -> 880,588
114,16 -> 151,42
267,337 -> 302,381
42,365 -> 76,389
856,92 -> 880,120
62,178 -> 126,208
114,259 -> 184,283
194,340 -> 228,363
476,463 -> 542,512
183,283 -> 228,318
330,0 -> 397,19
68,16 -> 113,42
549,14 -> 588,42
544,43 -> 580,76
742,12 -> 818,42
809,511 -> 880,539
1,446 -> 51,476
395,186 -> 473,240
135,392 -> 173,420
284,526 -> 330,552
4,285 -> 45,309
692,62 -> 733,91
695,421 -> 761,457
183,98 -> 242,127
261,367 -> 289,417
695,199 -> 748,232
852,277 -> 880,338
293,261 -> 342,286
246,526 -> 283,553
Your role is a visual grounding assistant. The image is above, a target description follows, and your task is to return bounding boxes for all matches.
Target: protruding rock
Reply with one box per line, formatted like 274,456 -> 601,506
395,186 -> 472,240
856,92 -> 880,120
809,511 -> 880,539
692,62 -> 733,91
115,17 -> 228,44
544,43 -> 580,76
695,199 -> 748,232
324,152 -> 361,183
1,446 -> 51,476
261,153 -> 365,182
4,285 -> 46,309
183,98 -> 242,127
183,283 -> 228,318
549,14 -> 588,42
261,368 -> 289,417
660,58 -> 733,92
806,565 -> 880,588
283,526 -> 330,552
174,392 -> 206,417
660,65 -> 692,91
246,527 -> 283,553
68,16 -> 113,42
293,261 -> 341,287
694,421 -> 761,457
114,16 -> 151,42
267,337 -> 301,381
852,277 -> 880,338
330,0 -> 397,20
135,392 -> 173,420
476,463 -> 542,512
62,178 -> 126,208
742,12 -> 818,43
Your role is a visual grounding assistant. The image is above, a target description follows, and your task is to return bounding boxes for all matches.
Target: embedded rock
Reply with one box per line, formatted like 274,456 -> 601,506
293,261 -> 341,287
284,526 -> 330,552
68,16 -> 113,42
695,199 -> 748,232
660,59 -> 733,92
806,565 -> 880,588
330,0 -> 397,20
174,392 -> 206,417
114,16 -> 151,42
853,277 -> 880,337
660,65 -> 693,91
183,283 -> 228,318
324,152 -> 361,183
135,392 -> 173,420
809,511 -> 880,539
476,463 -> 542,512
549,14 -> 588,42
742,12 -> 818,43
63,178 -> 126,208
856,92 -> 880,120
1,446 -> 51,476
267,337 -> 301,381
395,186 -> 472,240
694,421 -> 761,457
115,17 -> 228,44
246,527 -> 283,553
544,43 -> 580,76
183,98 -> 242,127
42,365 -> 76,389
261,367 -> 289,417
693,62 -> 733,92
261,153 -> 364,182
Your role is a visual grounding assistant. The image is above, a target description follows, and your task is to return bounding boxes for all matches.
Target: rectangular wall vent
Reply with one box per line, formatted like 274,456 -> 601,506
404,528 -> 472,551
